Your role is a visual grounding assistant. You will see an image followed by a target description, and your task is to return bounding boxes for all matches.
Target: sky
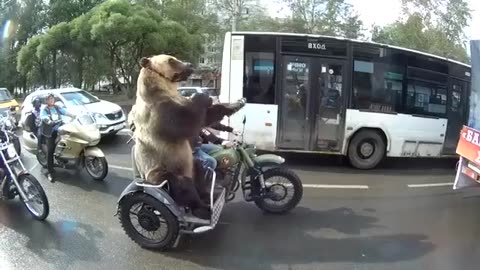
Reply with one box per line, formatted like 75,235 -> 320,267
263,0 -> 480,40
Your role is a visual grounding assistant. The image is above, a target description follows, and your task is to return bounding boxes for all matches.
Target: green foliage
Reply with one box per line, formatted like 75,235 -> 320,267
0,0 -> 473,96
279,0 -> 364,38
9,0 -> 198,95
373,0 -> 471,63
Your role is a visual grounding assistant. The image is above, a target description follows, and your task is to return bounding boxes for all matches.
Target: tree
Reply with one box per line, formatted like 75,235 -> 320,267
213,0 -> 260,31
400,0 -> 471,44
16,0 -> 198,96
373,0 -> 471,63
279,0 -> 364,39
1,0 -> 47,94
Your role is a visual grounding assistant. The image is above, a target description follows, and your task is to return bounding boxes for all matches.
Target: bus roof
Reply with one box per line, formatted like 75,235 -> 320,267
231,31 -> 471,68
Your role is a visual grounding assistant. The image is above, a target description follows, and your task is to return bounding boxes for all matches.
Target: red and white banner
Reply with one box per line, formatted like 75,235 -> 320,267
454,126 -> 480,190
456,126 -> 480,165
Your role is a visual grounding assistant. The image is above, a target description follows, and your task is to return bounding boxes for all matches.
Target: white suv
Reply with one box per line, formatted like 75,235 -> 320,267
20,88 -> 126,137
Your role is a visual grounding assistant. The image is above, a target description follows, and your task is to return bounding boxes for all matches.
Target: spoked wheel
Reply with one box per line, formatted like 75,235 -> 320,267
84,156 -> 108,181
18,174 -> 49,221
119,193 -> 179,250
254,168 -> 303,214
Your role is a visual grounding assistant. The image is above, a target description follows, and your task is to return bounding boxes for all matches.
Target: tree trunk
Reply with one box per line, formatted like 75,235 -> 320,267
76,56 -> 84,88
110,47 -> 117,92
52,51 -> 57,88
22,76 -> 27,96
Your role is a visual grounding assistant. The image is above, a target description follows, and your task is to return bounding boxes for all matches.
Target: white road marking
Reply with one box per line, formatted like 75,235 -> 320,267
108,164 -> 370,189
302,184 -> 369,189
109,164 -> 133,171
407,182 -> 454,188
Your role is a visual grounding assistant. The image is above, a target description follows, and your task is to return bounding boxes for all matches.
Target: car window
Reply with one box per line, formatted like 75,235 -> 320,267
0,89 -> 13,102
179,88 -> 199,97
61,90 -> 99,105
204,88 -> 218,96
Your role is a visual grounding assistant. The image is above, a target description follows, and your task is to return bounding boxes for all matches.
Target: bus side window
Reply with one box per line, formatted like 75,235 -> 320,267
353,59 -> 403,112
405,57 -> 449,117
243,36 -> 276,105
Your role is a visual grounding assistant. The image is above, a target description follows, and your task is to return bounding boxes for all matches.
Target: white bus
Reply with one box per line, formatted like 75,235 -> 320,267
218,31 -> 471,169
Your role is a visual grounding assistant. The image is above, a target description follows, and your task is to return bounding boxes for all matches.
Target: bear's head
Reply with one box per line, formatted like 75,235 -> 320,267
140,54 -> 194,83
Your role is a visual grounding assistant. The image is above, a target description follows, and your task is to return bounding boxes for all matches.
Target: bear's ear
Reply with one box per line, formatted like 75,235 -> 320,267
140,57 -> 150,68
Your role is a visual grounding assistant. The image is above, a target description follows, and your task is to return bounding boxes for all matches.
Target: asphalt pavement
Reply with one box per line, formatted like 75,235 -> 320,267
1,132 -> 480,270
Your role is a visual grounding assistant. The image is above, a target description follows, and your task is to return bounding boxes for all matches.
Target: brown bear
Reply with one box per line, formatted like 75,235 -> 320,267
132,54 -> 244,218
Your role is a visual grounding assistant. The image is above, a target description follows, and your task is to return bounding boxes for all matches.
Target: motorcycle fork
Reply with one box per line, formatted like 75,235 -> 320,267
239,151 -> 266,201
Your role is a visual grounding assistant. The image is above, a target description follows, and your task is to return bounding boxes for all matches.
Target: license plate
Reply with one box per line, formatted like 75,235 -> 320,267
113,123 -> 124,131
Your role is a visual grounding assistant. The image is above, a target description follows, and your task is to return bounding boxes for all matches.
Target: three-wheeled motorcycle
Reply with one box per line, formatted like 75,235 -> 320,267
117,116 -> 303,250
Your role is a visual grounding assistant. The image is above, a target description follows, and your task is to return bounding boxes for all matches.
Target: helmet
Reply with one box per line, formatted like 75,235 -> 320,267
32,97 -> 41,108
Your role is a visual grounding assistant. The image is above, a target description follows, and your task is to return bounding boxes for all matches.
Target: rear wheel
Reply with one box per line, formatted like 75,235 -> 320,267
347,130 -> 386,170
119,193 -> 179,250
254,168 -> 303,214
18,174 -> 49,221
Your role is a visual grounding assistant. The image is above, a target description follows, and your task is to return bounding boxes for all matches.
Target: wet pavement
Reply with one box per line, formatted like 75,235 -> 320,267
1,133 -> 480,270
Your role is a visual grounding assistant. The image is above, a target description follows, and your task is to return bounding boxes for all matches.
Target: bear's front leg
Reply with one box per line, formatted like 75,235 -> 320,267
205,97 -> 246,125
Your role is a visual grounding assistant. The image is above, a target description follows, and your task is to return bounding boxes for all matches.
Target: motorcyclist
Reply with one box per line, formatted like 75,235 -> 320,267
32,98 -> 42,134
39,93 -> 74,182
192,122 -> 239,170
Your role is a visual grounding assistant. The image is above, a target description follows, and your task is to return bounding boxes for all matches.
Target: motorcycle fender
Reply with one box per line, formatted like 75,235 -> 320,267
254,154 -> 285,167
22,131 -> 38,153
117,181 -> 184,219
84,147 -> 105,158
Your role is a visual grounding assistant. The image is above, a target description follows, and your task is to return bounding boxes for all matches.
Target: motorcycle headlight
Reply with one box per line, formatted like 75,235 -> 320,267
6,144 -> 16,159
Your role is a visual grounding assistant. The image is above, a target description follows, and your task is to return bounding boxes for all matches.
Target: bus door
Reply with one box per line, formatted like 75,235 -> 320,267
278,55 -> 346,152
443,78 -> 468,154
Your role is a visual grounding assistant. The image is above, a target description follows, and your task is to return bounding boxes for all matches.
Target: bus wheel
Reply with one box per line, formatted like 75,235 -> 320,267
347,130 -> 386,170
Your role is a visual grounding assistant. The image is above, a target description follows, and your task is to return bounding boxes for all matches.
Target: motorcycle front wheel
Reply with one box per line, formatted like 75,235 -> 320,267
118,193 -> 179,250
18,174 -> 50,221
12,136 -> 21,156
84,156 -> 108,181
254,167 -> 303,214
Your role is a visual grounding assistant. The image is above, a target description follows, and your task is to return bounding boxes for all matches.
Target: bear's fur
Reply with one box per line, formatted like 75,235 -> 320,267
132,54 -> 244,217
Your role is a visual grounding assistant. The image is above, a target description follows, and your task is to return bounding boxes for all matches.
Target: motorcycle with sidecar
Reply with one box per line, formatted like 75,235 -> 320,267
117,116 -> 303,250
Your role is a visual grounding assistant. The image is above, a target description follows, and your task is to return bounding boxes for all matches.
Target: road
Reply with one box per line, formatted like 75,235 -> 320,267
1,132 -> 480,270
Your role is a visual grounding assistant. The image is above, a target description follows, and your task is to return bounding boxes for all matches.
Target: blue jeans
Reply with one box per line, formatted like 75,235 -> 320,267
193,144 -> 221,170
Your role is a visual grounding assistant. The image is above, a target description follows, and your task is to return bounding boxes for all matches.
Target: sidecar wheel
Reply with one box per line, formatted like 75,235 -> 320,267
254,168 -> 303,214
119,193 -> 179,250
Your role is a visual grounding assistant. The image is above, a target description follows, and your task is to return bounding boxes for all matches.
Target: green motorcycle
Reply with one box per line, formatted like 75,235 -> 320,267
207,116 -> 303,214
118,116 -> 303,250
